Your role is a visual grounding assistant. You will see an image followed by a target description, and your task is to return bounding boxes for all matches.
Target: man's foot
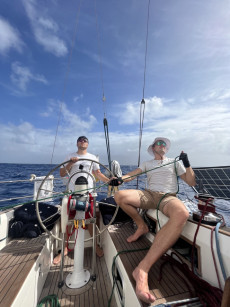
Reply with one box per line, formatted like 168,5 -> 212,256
53,248 -> 68,265
96,244 -> 104,257
132,267 -> 156,304
127,224 -> 149,243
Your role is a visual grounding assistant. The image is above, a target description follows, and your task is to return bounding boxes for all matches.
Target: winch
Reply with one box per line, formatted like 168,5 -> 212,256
69,176 -> 91,213
193,193 -> 222,225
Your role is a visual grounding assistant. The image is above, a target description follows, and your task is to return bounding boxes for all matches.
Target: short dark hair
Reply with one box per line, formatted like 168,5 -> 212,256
77,136 -> 89,143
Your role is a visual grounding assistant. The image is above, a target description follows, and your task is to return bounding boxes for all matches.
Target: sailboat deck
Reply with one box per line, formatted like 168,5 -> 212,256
0,235 -> 47,306
107,222 -> 197,306
39,222 -> 198,307
39,247 -> 117,307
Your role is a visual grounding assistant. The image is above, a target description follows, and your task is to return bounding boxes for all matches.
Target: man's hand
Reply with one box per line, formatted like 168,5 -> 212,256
179,151 -> 190,168
70,157 -> 79,163
109,177 -> 124,186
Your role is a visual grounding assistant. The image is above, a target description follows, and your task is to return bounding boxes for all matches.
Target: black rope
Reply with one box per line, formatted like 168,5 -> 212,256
103,117 -> 112,171
137,98 -> 145,188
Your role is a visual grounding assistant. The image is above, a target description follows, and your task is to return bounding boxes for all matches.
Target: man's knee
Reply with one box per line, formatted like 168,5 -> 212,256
114,191 -> 120,202
114,191 -> 124,206
165,201 -> 189,225
177,208 -> 189,225
114,190 -> 138,208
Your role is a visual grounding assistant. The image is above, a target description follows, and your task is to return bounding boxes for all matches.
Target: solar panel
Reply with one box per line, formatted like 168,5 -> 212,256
193,166 -> 230,200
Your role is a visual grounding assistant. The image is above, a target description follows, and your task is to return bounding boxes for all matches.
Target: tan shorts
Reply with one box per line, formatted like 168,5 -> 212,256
137,189 -> 177,212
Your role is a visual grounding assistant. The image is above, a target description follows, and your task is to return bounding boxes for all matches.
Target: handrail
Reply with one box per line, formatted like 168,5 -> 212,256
0,177 -> 61,185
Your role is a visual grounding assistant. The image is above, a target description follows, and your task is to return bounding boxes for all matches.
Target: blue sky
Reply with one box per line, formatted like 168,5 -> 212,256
0,0 -> 230,167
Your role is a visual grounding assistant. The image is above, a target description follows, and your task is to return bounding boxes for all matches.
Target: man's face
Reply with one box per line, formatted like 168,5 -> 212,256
77,137 -> 89,150
152,140 -> 166,155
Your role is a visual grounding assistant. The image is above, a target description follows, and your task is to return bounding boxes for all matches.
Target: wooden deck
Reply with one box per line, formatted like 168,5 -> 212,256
39,248 -> 117,307
0,235 -> 47,306
38,222 -> 201,307
2,221 -> 222,307
107,222 -> 198,307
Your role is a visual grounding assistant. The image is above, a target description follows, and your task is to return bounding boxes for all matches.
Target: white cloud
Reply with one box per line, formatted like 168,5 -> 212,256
40,100 -> 97,133
11,61 -> 48,91
22,0 -> 68,57
111,90 -> 230,166
0,17 -> 24,55
117,96 -> 165,125
73,94 -> 84,102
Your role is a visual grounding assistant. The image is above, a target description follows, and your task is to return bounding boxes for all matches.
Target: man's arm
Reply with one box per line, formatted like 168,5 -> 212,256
60,157 -> 78,177
93,169 -> 110,183
179,151 -> 196,186
122,168 -> 143,183
180,167 -> 196,186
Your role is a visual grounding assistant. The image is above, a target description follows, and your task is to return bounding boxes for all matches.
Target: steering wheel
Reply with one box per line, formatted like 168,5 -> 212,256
35,158 -> 113,242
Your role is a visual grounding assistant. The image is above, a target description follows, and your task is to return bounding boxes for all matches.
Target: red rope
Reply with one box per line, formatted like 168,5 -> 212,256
66,195 -> 78,252
191,203 -> 207,272
160,253 -> 223,306
191,198 -> 214,272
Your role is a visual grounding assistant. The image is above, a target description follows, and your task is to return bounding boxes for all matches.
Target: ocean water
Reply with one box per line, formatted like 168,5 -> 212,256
0,163 -> 229,226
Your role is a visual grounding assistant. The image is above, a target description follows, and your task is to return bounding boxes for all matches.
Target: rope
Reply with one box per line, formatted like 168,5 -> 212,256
93,0 -> 112,171
215,221 -> 227,281
103,117 -> 112,171
160,253 -> 223,306
50,0 -> 83,164
37,294 -> 60,307
191,197 -> 226,290
211,225 -> 222,289
136,0 -> 151,188
108,247 -> 149,307
94,0 -> 106,110
191,200 -> 209,273
142,0 -> 151,100
0,158 -> 181,212
136,98 -> 145,189
156,156 -> 180,229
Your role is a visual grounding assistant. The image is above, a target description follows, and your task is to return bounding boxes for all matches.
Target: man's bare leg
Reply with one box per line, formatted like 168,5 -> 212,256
115,191 -> 189,304
88,223 -> 104,257
53,246 -> 68,265
132,268 -> 155,303
132,199 -> 189,303
114,190 -> 149,243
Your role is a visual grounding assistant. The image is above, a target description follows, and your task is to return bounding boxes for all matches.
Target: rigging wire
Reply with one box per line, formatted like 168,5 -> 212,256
50,0 -> 83,164
94,0 -> 112,171
137,0 -> 151,188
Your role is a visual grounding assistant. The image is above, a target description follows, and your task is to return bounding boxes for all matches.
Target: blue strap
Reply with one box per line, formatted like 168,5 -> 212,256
215,222 -> 227,281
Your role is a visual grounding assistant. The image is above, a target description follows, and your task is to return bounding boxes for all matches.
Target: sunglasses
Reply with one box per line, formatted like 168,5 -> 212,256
78,138 -> 88,143
154,140 -> 166,147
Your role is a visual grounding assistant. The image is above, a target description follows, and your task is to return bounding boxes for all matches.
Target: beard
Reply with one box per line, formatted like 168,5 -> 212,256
154,147 -> 166,157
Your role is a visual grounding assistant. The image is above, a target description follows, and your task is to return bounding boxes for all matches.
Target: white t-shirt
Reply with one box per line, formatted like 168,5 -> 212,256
139,157 -> 186,193
61,152 -> 99,192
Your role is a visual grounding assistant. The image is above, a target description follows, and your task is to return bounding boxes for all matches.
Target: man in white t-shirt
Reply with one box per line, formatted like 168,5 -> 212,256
60,136 -> 109,191
53,136 -> 109,264
114,137 -> 196,304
